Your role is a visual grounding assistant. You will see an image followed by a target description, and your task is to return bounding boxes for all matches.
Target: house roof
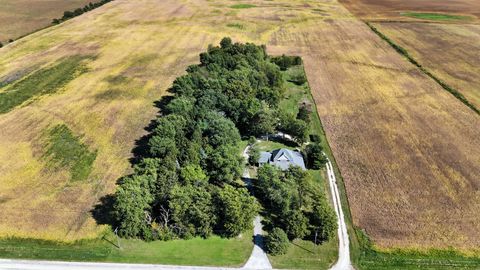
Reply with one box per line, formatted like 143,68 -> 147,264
259,151 -> 272,163
259,148 -> 306,170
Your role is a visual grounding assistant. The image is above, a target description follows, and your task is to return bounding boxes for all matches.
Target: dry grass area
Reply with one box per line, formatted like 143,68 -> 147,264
338,0 -> 480,22
0,0 -> 479,254
0,0 -> 93,42
372,22 -> 480,110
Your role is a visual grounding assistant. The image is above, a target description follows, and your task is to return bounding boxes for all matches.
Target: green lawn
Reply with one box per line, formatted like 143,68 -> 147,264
400,12 -> 471,21
269,238 -> 337,269
0,232 -> 253,266
255,140 -> 296,152
357,246 -> 480,269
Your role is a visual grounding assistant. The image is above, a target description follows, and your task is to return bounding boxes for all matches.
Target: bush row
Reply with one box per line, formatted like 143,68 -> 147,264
52,0 -> 114,24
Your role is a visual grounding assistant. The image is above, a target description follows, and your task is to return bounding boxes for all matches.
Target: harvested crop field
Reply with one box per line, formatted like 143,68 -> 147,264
338,0 -> 480,22
0,0 -> 479,254
269,16 -> 480,251
0,0 -> 93,42
371,22 -> 480,111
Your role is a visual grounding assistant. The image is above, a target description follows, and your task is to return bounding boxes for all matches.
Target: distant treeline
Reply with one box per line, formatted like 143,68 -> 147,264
52,0 -> 114,24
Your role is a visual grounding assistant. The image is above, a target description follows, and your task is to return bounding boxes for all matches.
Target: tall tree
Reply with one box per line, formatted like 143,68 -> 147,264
215,185 -> 259,237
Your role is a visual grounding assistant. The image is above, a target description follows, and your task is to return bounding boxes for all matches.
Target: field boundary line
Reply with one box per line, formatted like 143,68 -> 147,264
366,22 -> 480,115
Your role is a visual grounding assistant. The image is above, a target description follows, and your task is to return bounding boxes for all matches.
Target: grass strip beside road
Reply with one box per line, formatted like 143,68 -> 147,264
0,232 -> 252,266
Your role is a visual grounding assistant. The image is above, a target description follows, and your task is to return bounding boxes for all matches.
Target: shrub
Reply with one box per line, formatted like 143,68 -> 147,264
305,143 -> 327,169
248,144 -> 260,165
309,134 -> 321,143
288,71 -> 307,85
265,227 -> 290,255
310,200 -> 337,243
271,55 -> 302,70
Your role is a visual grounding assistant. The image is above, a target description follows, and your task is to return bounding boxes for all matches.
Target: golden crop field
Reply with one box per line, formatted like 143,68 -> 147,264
0,0 -> 93,42
0,0 -> 479,254
0,0 -> 345,241
372,22 -> 480,110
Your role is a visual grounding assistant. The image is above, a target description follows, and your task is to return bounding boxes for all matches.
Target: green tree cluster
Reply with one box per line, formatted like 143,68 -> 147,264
305,143 -> 327,169
271,55 -> 302,71
257,164 -> 337,243
278,111 -> 309,144
114,38 -> 292,240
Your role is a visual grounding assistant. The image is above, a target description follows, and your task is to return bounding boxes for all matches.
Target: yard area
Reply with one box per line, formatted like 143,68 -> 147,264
248,64 -> 338,269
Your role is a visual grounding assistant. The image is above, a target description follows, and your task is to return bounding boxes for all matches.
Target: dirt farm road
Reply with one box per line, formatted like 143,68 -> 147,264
325,157 -> 354,270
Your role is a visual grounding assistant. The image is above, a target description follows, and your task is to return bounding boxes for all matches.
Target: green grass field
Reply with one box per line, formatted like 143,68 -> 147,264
400,12 -> 471,21
357,243 -> 480,269
0,232 -> 252,266
0,55 -> 89,114
43,124 -> 97,182
269,238 -> 337,269
230,4 -> 256,9
256,140 -> 296,152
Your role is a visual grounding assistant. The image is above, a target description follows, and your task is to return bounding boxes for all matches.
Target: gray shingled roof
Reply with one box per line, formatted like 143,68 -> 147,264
259,151 -> 272,164
258,148 -> 306,170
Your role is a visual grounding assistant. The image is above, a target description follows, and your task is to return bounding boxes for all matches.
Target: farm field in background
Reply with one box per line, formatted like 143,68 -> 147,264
337,0 -> 480,22
0,0 -> 92,42
0,0 -> 479,266
371,22 -> 480,110
268,12 -> 480,252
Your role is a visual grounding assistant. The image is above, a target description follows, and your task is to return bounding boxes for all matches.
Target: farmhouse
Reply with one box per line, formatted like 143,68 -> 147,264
258,148 -> 306,170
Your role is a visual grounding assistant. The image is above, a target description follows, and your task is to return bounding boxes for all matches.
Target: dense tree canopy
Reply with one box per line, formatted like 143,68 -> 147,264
113,37 -> 335,244
113,38 -> 289,240
257,164 -> 337,243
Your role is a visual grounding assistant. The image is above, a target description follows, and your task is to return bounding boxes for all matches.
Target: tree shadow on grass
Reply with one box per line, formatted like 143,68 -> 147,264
291,241 -> 314,254
91,194 -> 116,226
